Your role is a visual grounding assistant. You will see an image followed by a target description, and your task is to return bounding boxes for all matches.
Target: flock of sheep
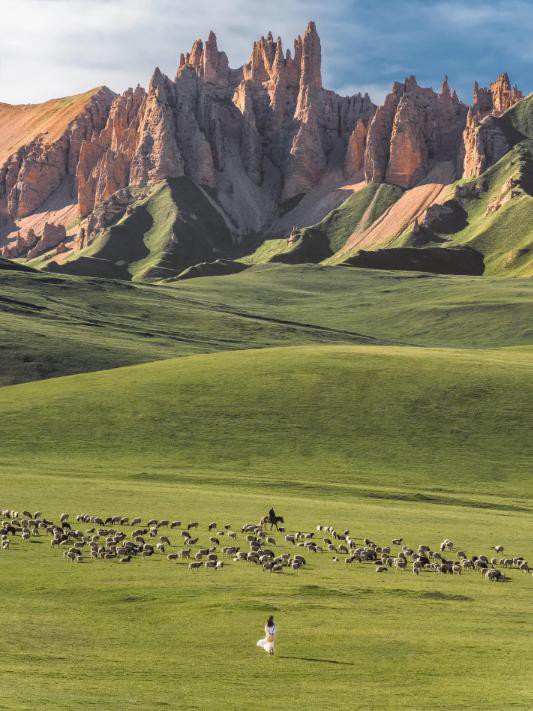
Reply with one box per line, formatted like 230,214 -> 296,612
1,508 -> 530,583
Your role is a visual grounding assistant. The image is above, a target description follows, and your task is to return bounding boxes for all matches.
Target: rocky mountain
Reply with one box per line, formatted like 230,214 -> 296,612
0,22 -> 530,277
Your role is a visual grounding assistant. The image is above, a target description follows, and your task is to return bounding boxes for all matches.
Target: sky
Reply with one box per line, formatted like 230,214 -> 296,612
0,0 -> 531,106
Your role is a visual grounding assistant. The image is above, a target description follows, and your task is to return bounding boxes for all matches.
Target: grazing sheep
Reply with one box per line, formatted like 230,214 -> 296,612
187,522 -> 199,530
494,545 -> 504,554
376,565 -> 387,573
189,562 -> 202,571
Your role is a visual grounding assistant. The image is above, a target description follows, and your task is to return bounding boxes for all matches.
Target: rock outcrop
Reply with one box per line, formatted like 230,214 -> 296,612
4,222 -> 67,259
67,22 -> 376,237
365,76 -> 467,188
463,74 -> 523,179
344,119 -> 368,178
0,87 -> 115,219
0,21 -> 528,268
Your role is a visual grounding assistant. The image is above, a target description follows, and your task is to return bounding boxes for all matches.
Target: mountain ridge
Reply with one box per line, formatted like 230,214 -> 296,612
0,21 -> 530,278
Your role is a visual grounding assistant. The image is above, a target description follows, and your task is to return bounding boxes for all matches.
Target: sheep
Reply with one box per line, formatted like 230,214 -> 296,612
216,561 -> 224,570
179,549 -> 191,559
189,562 -> 202,571
375,565 -> 387,573
494,545 -> 504,554
170,521 -> 182,529
208,522 -> 217,531
119,556 -> 132,563
131,518 -> 141,526
187,522 -> 199,530
60,513 -> 69,523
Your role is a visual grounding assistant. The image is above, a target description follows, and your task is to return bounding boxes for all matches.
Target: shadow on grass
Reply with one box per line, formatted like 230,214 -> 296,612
279,656 -> 354,666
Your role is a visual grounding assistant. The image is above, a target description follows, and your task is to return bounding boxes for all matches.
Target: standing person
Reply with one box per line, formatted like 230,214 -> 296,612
256,615 -> 276,656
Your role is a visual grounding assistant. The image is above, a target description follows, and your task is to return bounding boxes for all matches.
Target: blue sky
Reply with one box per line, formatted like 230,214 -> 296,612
0,0 -> 531,105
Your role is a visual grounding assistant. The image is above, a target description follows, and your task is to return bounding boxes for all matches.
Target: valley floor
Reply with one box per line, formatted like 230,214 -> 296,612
0,264 -> 532,709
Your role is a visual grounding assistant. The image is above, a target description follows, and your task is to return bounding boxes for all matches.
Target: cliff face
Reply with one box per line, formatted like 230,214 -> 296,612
77,22 -> 375,227
463,73 -> 523,179
364,76 -> 468,188
0,22 -> 527,266
0,87 -> 115,220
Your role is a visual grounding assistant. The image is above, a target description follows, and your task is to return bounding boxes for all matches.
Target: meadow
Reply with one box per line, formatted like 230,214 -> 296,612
0,263 -> 532,710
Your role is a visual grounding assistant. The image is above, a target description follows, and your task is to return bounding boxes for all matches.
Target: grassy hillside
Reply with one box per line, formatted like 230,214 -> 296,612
1,268 -> 532,708
395,97 -> 533,276
49,177 -> 234,281
1,344 -> 532,709
242,184 -> 403,265
2,345 -> 532,498
1,264 -> 532,385
169,264 -> 533,349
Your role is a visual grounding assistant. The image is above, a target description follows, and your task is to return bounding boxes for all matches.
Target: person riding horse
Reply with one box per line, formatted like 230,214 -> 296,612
260,507 -> 284,530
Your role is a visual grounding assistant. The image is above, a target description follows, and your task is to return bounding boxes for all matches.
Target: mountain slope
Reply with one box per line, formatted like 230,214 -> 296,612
390,96 -> 533,276
43,178 -> 234,281
242,183 -> 403,264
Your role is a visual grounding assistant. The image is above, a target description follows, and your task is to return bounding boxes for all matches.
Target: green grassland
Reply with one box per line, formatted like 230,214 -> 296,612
0,344 -> 532,709
1,264 -> 532,385
1,251 -> 532,708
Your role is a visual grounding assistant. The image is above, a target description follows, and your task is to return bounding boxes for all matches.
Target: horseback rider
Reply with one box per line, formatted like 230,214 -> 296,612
268,507 -> 277,525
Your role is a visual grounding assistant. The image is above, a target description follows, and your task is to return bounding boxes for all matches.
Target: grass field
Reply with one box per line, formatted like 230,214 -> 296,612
2,263 -> 532,384
1,263 -> 532,709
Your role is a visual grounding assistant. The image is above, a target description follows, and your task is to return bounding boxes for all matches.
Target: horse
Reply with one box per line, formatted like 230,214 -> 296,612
260,515 -> 285,531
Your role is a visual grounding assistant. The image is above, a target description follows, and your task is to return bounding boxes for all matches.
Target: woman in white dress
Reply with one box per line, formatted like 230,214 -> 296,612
256,615 -> 276,655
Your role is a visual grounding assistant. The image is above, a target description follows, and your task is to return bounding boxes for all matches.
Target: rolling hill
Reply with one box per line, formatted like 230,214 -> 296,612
1,263 -> 532,385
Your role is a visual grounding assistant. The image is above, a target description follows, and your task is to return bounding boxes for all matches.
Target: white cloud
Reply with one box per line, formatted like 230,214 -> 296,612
0,0 -> 530,106
0,0 -> 331,103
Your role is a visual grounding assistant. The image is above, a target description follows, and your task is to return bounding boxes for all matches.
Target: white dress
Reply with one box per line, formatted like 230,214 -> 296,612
257,623 -> 276,653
